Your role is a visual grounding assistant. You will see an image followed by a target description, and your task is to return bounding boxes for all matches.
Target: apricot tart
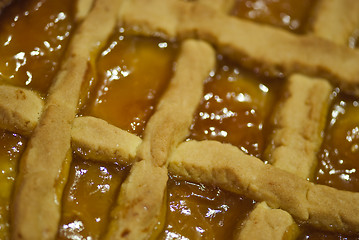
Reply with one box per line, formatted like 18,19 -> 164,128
1,0 -> 359,239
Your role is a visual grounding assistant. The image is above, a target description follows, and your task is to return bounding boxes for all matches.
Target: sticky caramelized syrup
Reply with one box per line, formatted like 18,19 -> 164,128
232,0 -> 315,33
58,155 -> 129,240
0,0 -> 75,94
159,176 -> 255,239
80,30 -> 177,137
0,130 -> 26,240
188,55 -> 280,158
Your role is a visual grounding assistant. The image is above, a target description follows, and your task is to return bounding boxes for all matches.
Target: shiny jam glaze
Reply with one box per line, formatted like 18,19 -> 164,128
0,0 -> 75,94
232,0 -> 315,33
159,175 -> 255,239
315,90 -> 359,192
58,154 -> 129,240
0,130 -> 26,240
299,90 -> 359,239
188,55 -> 281,158
80,29 -> 177,137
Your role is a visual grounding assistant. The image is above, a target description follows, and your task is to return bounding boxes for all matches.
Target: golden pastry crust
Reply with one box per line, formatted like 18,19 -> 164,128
105,160 -> 168,240
311,0 -> 359,46
168,140 -> 359,233
11,0 -> 122,239
241,74 -> 332,238
0,85 -> 43,136
266,74 -> 332,179
72,116 -> 141,163
137,39 -> 215,167
105,39 -> 215,240
119,0 -> 359,95
237,202 -> 299,240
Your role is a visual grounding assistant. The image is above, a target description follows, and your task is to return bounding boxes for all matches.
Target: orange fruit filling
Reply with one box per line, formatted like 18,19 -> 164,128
80,30 -> 177,137
188,55 -> 280,158
299,93 -> 359,239
0,130 -> 26,240
159,176 -> 255,239
0,0 -> 75,94
58,155 -> 129,240
232,0 -> 314,33
315,92 -> 359,192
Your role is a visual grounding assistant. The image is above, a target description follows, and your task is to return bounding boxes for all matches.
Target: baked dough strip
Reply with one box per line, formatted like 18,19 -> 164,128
0,85 -> 43,136
119,0 -> 359,95
71,116 -> 141,164
237,202 -> 298,240
11,0 -> 122,239
238,74 -> 333,239
311,0 -> 359,46
104,39 -> 215,240
265,74 -> 332,179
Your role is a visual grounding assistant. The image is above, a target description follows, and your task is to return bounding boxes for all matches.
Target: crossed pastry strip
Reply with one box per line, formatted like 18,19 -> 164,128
2,0 -> 359,239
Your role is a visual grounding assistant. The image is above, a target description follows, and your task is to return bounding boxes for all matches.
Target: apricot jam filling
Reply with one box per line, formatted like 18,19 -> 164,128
314,90 -> 359,192
159,175 -> 255,239
79,29 -> 177,137
0,130 -> 26,240
188,55 -> 281,158
0,0 -> 75,94
232,0 -> 315,33
296,91 -> 359,239
58,154 -> 129,240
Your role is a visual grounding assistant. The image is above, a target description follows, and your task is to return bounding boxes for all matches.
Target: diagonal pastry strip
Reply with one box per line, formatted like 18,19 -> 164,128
239,74 -> 333,239
11,0 -> 122,239
104,39 -> 215,240
168,140 -> 359,234
119,0 -> 359,95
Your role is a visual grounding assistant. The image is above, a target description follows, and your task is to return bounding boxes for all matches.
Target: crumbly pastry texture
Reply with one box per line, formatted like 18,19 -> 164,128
0,0 -> 359,239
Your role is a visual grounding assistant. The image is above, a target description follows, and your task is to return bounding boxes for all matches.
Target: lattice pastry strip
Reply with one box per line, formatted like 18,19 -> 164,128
10,0 -> 122,239
238,74 -> 332,239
